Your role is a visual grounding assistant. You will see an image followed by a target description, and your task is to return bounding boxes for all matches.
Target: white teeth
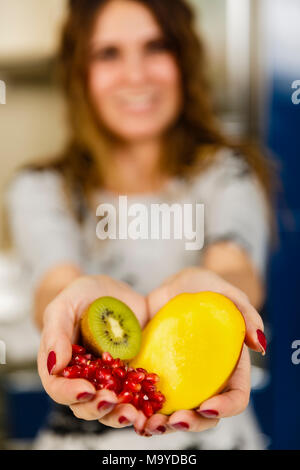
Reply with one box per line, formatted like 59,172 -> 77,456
119,92 -> 154,107
126,96 -> 149,104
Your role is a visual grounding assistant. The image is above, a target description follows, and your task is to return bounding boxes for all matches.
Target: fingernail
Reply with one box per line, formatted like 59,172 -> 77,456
76,392 -> 95,402
198,409 -> 219,418
97,400 -> 115,411
148,425 -> 167,435
156,425 -> 166,434
257,329 -> 267,355
171,422 -> 189,431
118,416 -> 130,425
134,428 -> 145,436
47,351 -> 56,375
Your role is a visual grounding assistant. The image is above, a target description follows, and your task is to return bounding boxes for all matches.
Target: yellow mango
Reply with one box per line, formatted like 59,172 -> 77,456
130,291 -> 246,415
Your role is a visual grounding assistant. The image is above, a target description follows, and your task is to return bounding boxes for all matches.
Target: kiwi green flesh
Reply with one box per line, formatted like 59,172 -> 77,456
82,296 -> 142,360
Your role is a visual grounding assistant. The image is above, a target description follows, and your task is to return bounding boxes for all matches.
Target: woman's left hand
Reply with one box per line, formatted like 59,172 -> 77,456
135,267 -> 266,436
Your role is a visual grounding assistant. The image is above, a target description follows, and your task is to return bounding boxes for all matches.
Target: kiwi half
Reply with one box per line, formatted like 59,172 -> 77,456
80,296 -> 142,360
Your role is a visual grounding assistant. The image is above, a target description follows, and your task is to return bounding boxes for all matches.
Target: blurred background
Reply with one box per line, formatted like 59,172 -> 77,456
0,0 -> 299,450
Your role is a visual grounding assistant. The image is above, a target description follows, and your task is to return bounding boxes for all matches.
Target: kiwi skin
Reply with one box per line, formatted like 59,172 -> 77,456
80,296 -> 142,360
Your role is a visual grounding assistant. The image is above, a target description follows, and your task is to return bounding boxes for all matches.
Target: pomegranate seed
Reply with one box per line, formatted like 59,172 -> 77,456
131,393 -> 140,408
141,381 -> 156,393
102,352 -> 113,364
73,355 -> 89,366
83,364 -> 97,380
136,368 -> 147,374
82,366 -> 90,379
111,358 -> 124,369
126,381 -> 141,393
96,368 -> 112,382
118,390 -> 133,404
103,376 -> 120,392
140,393 -> 149,401
113,367 -> 126,379
62,365 -> 82,378
138,393 -> 149,409
145,373 -> 159,384
127,371 -> 145,383
151,401 -> 162,413
142,401 -> 154,418
72,345 -> 86,355
149,390 -> 165,403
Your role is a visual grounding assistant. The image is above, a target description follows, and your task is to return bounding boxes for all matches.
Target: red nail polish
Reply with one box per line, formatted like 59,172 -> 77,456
47,351 -> 56,375
257,329 -> 267,354
198,409 -> 219,417
76,392 -> 95,402
97,400 -> 114,411
156,425 -> 166,434
134,428 -> 144,436
172,422 -> 189,430
119,416 -> 129,424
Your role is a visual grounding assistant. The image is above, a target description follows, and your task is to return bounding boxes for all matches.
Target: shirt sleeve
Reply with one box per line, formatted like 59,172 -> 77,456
5,170 -> 83,284
193,149 -> 271,279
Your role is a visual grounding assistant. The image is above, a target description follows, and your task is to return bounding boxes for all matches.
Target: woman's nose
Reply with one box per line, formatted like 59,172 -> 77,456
122,53 -> 147,85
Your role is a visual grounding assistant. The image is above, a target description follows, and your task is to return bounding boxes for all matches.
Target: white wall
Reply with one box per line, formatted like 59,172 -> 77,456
0,0 -> 67,63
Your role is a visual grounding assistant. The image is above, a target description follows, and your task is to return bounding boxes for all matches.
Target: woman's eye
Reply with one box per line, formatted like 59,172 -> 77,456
146,39 -> 171,54
92,47 -> 119,61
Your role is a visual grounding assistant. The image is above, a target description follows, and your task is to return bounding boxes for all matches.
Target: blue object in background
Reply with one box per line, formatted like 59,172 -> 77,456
251,0 -> 300,449
265,76 -> 300,450
2,371 -> 51,440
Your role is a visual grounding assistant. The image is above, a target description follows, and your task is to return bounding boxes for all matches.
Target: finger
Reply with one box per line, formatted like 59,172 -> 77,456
196,345 -> 251,418
147,285 -> 170,319
225,288 -> 266,354
70,389 -> 119,420
144,413 -> 173,436
133,410 -> 148,436
168,409 -> 219,433
40,296 -> 80,377
99,403 -> 139,428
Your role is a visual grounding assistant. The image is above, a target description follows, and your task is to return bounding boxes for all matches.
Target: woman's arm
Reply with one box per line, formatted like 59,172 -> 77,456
34,263 -> 82,330
202,241 -> 265,310
5,171 -> 85,329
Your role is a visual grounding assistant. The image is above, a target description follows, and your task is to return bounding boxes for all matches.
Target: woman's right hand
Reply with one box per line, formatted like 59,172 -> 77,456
38,275 -> 149,431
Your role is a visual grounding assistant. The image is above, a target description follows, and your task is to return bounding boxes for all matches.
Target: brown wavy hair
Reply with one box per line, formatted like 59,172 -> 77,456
30,0 -> 274,220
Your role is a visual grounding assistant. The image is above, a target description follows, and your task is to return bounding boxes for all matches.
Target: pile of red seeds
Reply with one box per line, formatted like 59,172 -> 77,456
62,344 -> 166,418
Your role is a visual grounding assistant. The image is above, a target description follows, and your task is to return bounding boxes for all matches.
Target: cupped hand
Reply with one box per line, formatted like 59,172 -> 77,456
139,267 -> 266,435
38,275 -> 148,430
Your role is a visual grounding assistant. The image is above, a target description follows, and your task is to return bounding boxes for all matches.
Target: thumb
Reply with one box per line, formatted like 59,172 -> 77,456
41,299 -> 78,376
43,331 -> 73,376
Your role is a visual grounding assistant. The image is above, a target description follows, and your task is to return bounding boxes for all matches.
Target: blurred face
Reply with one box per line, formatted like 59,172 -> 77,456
87,0 -> 182,142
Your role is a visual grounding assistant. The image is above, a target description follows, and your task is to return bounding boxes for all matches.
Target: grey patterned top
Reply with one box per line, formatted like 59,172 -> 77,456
6,148 -> 270,291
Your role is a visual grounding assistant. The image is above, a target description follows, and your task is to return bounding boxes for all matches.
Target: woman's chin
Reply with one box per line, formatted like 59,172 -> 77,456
109,125 -> 166,143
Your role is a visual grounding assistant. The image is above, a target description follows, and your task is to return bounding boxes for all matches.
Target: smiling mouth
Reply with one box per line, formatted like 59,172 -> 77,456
117,92 -> 158,112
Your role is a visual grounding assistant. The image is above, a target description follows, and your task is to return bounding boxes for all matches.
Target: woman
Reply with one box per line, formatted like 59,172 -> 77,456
7,0 -> 271,449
